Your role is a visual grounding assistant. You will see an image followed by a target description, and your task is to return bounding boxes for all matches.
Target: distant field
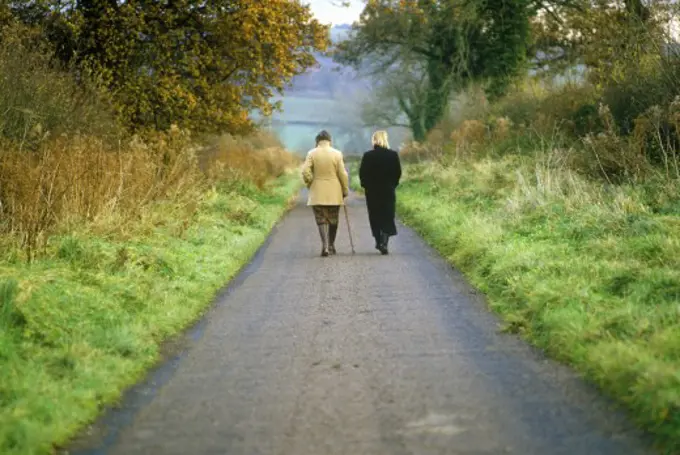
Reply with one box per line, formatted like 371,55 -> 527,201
270,123 -> 371,156
259,95 -> 364,154
257,94 -> 411,155
269,95 -> 358,124
274,124 -> 320,153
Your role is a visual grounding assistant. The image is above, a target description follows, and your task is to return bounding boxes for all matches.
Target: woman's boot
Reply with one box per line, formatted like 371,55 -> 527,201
328,224 -> 338,255
318,224 -> 329,257
378,232 -> 389,255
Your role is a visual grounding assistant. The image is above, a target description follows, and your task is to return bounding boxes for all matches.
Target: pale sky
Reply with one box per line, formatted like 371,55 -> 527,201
306,0 -> 364,25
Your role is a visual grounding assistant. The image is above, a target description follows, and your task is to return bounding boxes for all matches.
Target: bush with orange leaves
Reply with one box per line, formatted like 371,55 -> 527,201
449,119 -> 488,155
199,130 -> 300,188
399,140 -> 443,163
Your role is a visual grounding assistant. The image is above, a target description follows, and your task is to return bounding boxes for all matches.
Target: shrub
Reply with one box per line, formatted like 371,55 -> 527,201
0,22 -> 119,147
400,140 -> 445,163
0,128 -> 300,261
199,131 -> 301,188
424,58 -> 680,184
0,21 -> 300,261
0,131 -> 201,259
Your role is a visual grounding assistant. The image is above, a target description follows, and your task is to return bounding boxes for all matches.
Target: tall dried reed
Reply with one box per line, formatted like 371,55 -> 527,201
0,129 -> 298,261
199,130 -> 300,188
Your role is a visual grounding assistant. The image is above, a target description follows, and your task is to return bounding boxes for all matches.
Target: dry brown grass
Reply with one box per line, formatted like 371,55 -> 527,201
401,116 -> 512,163
199,130 -> 300,188
449,119 -> 488,154
399,140 -> 444,163
0,128 -> 298,260
0,22 -> 300,261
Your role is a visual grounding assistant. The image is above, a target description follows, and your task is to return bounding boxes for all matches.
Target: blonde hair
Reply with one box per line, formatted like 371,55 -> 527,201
371,130 -> 389,148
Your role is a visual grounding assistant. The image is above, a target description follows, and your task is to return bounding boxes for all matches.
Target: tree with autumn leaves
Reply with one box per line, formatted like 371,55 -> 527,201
335,0 -> 680,142
3,0 -> 329,134
335,0 -> 532,141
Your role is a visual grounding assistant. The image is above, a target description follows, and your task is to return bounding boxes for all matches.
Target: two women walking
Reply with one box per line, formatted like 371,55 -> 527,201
301,129 -> 401,257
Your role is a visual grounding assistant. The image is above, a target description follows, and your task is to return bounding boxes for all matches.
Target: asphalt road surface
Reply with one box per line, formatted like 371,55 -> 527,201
67,192 -> 655,455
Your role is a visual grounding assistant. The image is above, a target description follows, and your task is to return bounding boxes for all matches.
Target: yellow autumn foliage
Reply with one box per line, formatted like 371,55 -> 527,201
4,0 -> 329,135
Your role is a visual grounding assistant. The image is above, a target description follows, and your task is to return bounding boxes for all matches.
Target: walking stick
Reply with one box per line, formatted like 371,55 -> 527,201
343,204 -> 355,255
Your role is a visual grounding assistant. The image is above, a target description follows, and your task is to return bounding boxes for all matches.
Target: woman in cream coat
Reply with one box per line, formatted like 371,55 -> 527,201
301,130 -> 350,257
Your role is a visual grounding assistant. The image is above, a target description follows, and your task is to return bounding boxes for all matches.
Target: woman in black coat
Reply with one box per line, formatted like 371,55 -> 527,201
359,130 -> 402,255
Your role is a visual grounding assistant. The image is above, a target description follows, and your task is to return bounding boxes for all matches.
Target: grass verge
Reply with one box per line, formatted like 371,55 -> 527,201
348,160 -> 363,194
397,158 -> 680,454
0,173 -> 301,455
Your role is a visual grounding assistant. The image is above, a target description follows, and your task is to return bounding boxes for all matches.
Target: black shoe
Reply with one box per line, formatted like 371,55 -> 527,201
378,233 -> 389,255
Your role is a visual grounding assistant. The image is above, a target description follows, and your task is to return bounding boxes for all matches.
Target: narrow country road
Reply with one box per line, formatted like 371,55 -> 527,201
67,191 -> 654,455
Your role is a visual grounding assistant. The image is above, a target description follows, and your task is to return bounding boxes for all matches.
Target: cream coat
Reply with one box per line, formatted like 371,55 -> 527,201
301,140 -> 349,206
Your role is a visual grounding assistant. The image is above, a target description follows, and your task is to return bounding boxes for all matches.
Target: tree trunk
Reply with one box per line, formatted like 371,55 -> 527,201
409,114 -> 427,142
624,0 -> 649,22
423,61 -> 452,135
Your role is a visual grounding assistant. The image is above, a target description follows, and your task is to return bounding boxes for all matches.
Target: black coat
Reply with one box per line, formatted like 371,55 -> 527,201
359,145 -> 402,238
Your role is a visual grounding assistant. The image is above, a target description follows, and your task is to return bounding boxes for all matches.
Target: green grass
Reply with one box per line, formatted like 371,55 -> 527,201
397,158 -> 680,454
0,174 -> 301,455
348,160 -> 363,193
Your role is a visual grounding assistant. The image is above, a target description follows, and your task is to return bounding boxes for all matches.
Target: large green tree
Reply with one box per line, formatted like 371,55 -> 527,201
529,0 -> 671,81
334,0 -> 532,141
5,0 -> 329,134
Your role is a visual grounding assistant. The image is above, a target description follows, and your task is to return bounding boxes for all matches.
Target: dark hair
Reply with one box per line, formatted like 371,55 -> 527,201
315,130 -> 331,144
